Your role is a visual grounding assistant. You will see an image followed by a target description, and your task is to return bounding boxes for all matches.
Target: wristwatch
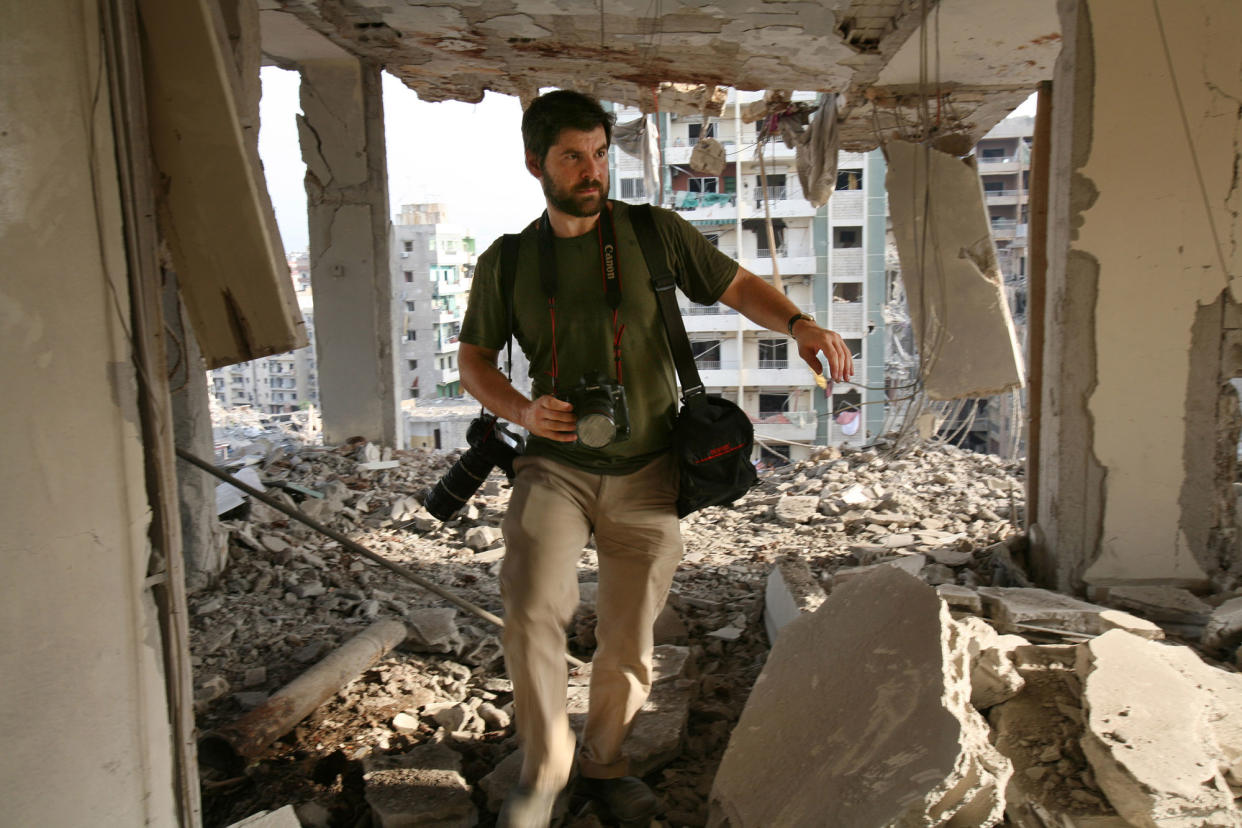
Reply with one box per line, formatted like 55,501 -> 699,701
786,312 -> 814,337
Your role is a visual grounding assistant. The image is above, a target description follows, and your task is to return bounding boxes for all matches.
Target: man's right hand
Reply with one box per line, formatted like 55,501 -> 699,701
522,395 -> 577,442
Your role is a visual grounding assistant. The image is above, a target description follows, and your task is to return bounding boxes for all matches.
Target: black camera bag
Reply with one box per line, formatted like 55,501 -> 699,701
629,205 -> 758,517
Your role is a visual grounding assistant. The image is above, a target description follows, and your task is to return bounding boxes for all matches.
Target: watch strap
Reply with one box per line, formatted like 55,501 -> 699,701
787,312 -> 813,337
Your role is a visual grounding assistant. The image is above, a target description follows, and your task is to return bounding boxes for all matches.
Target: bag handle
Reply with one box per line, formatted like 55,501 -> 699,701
629,204 -> 708,406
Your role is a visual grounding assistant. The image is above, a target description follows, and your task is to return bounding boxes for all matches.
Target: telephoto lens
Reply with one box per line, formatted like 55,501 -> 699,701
422,415 -> 523,520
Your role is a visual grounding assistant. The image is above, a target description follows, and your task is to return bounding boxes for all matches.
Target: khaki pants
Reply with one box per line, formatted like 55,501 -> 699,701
500,453 -> 683,792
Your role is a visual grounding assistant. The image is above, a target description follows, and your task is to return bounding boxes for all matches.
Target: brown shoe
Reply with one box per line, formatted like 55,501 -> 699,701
497,784 -> 562,828
575,775 -> 659,825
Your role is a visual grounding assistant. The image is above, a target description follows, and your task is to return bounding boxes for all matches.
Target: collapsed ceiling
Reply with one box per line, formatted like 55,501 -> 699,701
258,0 -> 1059,150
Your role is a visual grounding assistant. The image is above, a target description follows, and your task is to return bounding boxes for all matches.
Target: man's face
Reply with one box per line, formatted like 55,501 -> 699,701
527,126 -> 610,219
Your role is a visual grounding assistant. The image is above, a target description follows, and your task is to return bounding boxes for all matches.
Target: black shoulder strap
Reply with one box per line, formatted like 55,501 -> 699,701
500,233 -> 521,380
629,204 -> 706,405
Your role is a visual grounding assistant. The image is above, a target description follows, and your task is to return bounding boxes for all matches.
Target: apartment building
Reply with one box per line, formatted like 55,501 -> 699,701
392,203 -> 476,402
207,276 -> 319,414
610,92 -> 888,463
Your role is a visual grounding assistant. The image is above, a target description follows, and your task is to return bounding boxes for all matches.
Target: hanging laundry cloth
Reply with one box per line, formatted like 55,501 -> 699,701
613,115 -> 661,205
783,94 -> 840,209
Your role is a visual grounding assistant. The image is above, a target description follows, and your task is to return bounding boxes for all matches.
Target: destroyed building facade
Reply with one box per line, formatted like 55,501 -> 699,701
3,0 -> 1242,824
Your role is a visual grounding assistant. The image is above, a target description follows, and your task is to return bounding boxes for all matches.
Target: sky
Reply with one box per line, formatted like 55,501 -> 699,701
258,69 -> 1039,255
257,67 -> 546,254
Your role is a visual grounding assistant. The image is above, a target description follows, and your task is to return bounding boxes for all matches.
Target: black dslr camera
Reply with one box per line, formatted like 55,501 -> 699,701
565,371 -> 630,449
423,414 -> 524,520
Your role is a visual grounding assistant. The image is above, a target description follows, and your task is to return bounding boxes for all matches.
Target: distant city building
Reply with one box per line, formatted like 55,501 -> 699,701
391,203 -> 477,402
611,91 -> 888,463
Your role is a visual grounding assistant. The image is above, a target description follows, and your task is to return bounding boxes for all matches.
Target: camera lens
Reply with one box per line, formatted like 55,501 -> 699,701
577,412 -> 617,448
423,447 -> 494,520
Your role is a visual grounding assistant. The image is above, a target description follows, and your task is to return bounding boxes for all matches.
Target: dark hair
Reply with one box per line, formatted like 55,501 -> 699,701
521,90 -> 615,165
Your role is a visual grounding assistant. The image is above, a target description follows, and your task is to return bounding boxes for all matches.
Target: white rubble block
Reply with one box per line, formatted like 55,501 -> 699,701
403,608 -> 462,654
831,553 -> 927,588
1104,586 -> 1213,626
838,484 -> 873,505
978,587 -> 1109,635
1202,596 -> 1242,652
463,526 -> 499,551
567,645 -> 693,778
937,584 -> 983,614
363,742 -> 477,827
226,805 -> 302,827
1097,609 -> 1163,641
763,555 -> 828,644
956,616 -> 1026,709
708,567 -> 1011,828
773,494 -> 819,524
1077,630 -> 1242,827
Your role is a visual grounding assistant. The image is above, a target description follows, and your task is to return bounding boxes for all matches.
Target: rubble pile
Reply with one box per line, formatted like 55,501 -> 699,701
189,437 -> 1242,828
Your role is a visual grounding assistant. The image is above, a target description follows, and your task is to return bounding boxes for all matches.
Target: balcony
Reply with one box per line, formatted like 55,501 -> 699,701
745,245 -> 816,278
830,189 -> 865,222
829,422 -> 868,445
830,247 -> 864,279
977,155 -> 1020,173
984,188 -> 1023,205
746,362 -> 815,385
829,300 -> 865,333
680,304 -> 740,333
751,409 -> 817,442
990,220 -> 1029,240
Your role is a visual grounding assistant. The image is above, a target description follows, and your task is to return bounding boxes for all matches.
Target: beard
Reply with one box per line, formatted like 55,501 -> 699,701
541,169 -> 607,218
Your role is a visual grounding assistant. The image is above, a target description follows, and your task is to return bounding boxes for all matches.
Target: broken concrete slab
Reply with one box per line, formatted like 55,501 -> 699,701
937,583 -> 983,614
956,615 -> 1026,709
363,741 -> 477,827
1104,586 -> 1213,626
830,553 -> 927,588
708,567 -> 1010,827
885,140 -> 1024,400
1201,596 -> 1242,652
1097,609 -> 1164,641
1076,630 -> 1242,826
403,608 -> 462,655
978,587 -> 1110,635
763,555 -> 828,644
772,494 -> 818,524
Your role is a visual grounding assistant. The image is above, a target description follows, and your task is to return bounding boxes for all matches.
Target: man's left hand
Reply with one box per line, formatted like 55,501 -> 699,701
793,319 -> 854,382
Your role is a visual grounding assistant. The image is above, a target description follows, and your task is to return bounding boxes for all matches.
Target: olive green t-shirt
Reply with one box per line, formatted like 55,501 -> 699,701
459,201 -> 737,474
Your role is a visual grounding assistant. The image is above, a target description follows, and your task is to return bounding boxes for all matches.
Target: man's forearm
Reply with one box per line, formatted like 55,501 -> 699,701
458,346 -> 532,425
717,267 -> 803,333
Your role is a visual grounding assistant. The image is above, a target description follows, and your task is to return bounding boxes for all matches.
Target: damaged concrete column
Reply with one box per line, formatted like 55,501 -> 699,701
1033,0 -> 1242,592
298,59 -> 401,446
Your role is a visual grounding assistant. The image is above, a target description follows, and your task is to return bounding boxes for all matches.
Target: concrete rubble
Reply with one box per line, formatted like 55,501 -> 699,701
188,434 -> 1242,827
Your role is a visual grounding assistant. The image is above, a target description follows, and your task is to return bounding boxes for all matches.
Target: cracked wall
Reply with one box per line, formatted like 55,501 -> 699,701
1038,0 -> 1242,590
1,2 -> 179,823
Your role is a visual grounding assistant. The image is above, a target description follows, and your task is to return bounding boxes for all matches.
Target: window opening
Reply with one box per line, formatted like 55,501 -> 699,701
758,339 -> 788,369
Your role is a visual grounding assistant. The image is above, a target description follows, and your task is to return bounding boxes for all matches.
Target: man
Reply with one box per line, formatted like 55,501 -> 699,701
459,90 -> 853,827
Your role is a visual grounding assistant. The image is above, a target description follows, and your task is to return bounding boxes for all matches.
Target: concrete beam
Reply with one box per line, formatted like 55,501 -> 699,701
298,58 -> 401,446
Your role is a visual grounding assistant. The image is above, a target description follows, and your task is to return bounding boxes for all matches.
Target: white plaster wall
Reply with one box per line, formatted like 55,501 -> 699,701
1078,0 -> 1241,584
0,2 -> 178,825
